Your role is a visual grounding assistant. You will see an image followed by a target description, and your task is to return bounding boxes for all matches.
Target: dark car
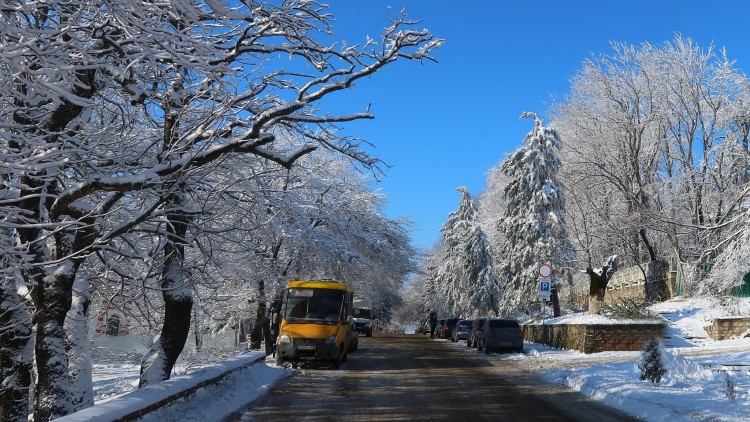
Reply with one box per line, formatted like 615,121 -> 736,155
439,318 -> 460,339
451,319 -> 474,342
478,318 -> 524,353
467,317 -> 487,348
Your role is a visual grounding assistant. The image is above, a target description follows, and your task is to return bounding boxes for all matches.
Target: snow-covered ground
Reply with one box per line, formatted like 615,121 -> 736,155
497,296 -> 750,421
80,297 -> 750,421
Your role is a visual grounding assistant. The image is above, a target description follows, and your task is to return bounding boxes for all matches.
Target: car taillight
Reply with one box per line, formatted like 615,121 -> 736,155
519,328 -> 524,339
487,330 -> 494,337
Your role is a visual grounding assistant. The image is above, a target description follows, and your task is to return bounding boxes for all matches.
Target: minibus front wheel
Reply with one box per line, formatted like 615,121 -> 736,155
332,346 -> 344,369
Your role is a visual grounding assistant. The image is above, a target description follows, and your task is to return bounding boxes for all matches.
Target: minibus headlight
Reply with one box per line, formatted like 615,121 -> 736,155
325,335 -> 337,344
279,334 -> 290,344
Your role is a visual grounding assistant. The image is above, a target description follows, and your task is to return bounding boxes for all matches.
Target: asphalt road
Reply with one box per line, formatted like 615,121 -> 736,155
225,333 -> 641,421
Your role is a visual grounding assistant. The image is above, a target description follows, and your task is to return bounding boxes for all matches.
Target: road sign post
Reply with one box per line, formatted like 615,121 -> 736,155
537,263 -> 553,303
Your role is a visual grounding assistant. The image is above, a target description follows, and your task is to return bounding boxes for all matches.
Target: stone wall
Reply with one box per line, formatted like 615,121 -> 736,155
704,317 -> 750,341
603,259 -> 673,305
524,322 -> 666,354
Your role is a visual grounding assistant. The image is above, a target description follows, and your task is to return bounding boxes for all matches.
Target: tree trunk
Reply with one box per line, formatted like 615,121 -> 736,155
550,282 -> 561,317
639,228 -> 658,262
65,277 -> 94,412
586,266 -> 611,315
138,253 -> 193,387
0,277 -> 33,422
250,304 -> 266,351
588,294 -> 603,314
645,259 -> 670,302
139,192 -> 193,388
32,221 -> 97,420
32,267 -> 76,421
193,303 -> 203,352
250,279 -> 272,353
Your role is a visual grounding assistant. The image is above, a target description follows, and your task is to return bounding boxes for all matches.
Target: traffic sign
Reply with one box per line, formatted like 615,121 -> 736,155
538,279 -> 551,301
537,263 -> 553,278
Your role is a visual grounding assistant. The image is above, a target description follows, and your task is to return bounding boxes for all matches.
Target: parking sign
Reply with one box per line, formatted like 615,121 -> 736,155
538,279 -> 551,301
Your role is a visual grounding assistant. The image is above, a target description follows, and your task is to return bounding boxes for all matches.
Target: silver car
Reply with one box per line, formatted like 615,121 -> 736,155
451,319 -> 474,342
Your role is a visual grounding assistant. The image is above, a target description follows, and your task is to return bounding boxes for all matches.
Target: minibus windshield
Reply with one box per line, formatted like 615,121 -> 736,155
284,288 -> 345,323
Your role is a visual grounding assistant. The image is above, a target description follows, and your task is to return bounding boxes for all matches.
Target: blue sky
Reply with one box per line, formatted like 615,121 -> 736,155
320,1 -> 750,251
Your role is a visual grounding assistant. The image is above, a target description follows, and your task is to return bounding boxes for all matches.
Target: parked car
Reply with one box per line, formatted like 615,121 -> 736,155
478,318 -> 524,354
439,318 -> 461,339
416,320 -> 431,335
467,317 -> 487,348
451,319 -> 474,342
349,320 -> 359,352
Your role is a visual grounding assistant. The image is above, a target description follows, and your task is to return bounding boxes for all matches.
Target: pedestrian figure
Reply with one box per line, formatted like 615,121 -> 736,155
429,311 -> 438,339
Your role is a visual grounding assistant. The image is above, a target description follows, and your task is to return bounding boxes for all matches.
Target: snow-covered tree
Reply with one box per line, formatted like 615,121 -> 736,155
497,113 -> 574,314
422,241 -> 451,317
429,187 -> 500,317
478,163 -> 511,248
552,36 -> 750,286
703,189 -> 750,294
639,338 -> 668,383
0,2 -> 441,420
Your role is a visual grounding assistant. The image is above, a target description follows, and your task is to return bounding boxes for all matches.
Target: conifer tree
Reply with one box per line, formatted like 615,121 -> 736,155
497,113 -> 574,314
638,338 -> 668,383
433,187 -> 501,316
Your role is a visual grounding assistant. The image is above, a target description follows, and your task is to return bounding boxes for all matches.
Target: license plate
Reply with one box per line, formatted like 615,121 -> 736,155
296,345 -> 316,351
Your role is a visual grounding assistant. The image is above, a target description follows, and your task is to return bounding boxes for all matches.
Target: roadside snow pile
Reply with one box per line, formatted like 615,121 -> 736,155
61,352 -> 287,422
506,297 -> 750,421
650,296 -> 750,343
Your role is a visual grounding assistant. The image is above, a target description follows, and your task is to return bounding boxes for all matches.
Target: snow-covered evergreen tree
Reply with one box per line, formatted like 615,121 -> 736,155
638,338 -> 668,383
423,242 -> 452,317
478,163 -> 511,267
431,187 -> 501,317
497,113 -> 574,314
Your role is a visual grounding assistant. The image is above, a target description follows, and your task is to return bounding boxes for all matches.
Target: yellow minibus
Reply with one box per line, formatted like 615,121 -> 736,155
274,280 -> 353,368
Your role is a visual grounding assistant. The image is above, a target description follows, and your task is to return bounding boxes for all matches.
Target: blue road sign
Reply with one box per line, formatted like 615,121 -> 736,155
539,281 -> 550,292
